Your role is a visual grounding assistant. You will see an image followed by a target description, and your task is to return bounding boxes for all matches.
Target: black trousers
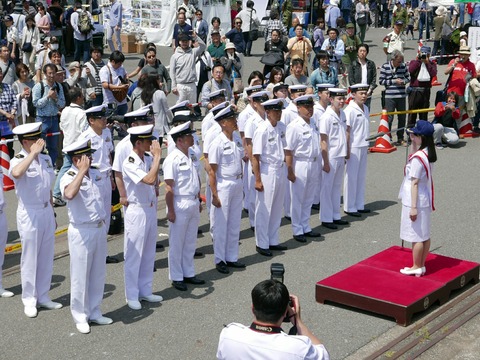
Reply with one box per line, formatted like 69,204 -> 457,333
408,88 -> 431,128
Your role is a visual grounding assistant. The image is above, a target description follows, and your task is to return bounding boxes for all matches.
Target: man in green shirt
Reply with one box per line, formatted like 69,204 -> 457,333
207,30 -> 225,62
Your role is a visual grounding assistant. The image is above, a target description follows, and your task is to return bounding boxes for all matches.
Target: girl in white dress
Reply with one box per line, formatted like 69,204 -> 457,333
398,120 -> 437,277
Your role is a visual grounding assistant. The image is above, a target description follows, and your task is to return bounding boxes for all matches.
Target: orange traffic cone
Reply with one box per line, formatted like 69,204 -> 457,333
369,110 -> 397,153
458,112 -> 480,138
0,140 -> 15,191
431,76 -> 442,86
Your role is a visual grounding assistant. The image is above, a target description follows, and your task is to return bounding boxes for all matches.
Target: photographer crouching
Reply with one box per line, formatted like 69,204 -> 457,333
407,46 -> 437,129
216,279 -> 330,359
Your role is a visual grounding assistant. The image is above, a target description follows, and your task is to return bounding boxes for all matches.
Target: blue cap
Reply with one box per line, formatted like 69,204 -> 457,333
407,120 -> 434,136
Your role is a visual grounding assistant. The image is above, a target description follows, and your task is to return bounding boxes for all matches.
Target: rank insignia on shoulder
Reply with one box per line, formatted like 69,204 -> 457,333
95,176 -> 101,181
105,137 -> 111,142
145,153 -> 151,156
357,114 -> 362,117
15,154 -> 25,159
128,157 -> 135,163
90,165 -> 99,169
45,160 -> 53,168
67,171 -> 76,176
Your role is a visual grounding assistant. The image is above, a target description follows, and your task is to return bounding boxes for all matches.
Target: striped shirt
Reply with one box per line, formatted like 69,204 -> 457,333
379,61 -> 410,99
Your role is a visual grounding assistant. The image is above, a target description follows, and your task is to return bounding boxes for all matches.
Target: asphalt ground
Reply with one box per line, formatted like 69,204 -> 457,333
1,28 -> 479,359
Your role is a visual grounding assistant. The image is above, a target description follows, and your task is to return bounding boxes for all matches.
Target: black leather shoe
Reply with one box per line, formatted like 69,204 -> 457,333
226,261 -> 246,268
284,216 -> 291,222
358,209 -> 371,213
106,256 -> 119,264
345,211 -> 362,217
293,235 -> 307,243
311,203 -> 320,210
322,222 -> 338,230
333,219 -> 349,225
256,246 -> 273,257
153,266 -> 157,272
250,227 -> 255,233
216,262 -> 230,274
156,243 -> 164,249
304,231 -> 321,238
172,281 -> 187,291
194,251 -> 203,258
184,277 -> 205,285
269,245 -> 288,251
243,208 -> 249,214
197,229 -> 203,235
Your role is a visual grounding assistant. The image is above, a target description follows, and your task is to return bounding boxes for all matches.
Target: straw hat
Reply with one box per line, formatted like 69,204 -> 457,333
435,6 -> 447,16
458,46 -> 471,55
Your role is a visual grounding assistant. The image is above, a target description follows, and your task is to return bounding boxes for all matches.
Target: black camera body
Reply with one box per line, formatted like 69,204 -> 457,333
419,52 -> 427,60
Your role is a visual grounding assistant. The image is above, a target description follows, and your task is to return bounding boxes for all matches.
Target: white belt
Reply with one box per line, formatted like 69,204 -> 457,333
21,202 -> 50,209
129,201 -> 155,208
218,174 -> 243,180
295,157 -> 317,162
71,221 -> 104,229
262,162 -> 284,169
176,194 -> 199,199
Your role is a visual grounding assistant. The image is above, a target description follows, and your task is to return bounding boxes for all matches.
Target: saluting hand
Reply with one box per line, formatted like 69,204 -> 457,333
30,139 -> 45,156
150,140 -> 161,158
77,155 -> 91,174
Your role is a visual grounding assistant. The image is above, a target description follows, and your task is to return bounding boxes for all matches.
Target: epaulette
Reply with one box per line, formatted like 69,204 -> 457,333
15,154 -> 25,159
90,165 -> 99,169
145,153 -> 151,156
67,171 -> 76,176
128,157 -> 135,163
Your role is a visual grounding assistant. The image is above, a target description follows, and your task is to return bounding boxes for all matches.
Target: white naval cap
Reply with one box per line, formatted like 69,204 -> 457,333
272,82 -> 288,92
293,94 -> 315,106
12,122 -> 42,139
250,90 -> 270,102
127,124 -> 155,140
349,84 -> 370,92
124,105 -> 153,124
208,89 -> 226,101
168,121 -> 196,139
245,85 -> 263,95
63,139 -> 96,156
211,101 -> 230,116
262,98 -> 287,110
316,83 -> 335,91
328,87 -> 348,96
85,104 -> 107,117
169,100 -> 191,116
214,104 -> 237,122
288,84 -> 307,93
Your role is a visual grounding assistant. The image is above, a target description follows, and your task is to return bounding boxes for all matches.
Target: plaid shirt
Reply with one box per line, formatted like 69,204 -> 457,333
263,19 -> 288,42
0,83 -> 17,136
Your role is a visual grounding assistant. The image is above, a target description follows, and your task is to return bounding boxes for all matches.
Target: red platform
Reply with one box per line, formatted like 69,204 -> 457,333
316,246 -> 479,326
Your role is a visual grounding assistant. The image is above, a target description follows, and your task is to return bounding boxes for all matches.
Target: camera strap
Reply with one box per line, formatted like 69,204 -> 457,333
250,322 -> 283,334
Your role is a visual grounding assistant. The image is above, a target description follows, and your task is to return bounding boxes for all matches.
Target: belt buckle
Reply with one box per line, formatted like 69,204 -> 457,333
97,222 -> 102,228
313,157 -> 317,162
44,202 -> 48,208
236,174 -> 242,179
150,201 -> 153,207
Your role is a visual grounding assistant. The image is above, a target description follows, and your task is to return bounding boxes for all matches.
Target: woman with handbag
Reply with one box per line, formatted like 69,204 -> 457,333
220,42 -> 243,93
21,15 -> 39,76
12,63 -> 36,125
355,0 -> 369,43
235,0 -> 260,57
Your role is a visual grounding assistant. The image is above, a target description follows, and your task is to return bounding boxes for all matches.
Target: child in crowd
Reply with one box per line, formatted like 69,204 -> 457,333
406,8 -> 415,40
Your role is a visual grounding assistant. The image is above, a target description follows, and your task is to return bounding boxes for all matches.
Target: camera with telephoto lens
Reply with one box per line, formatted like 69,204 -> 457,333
270,263 -> 298,334
419,52 -> 427,59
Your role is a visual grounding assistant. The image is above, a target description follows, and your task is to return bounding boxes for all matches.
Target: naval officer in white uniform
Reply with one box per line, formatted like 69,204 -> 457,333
252,98 -> 288,257
10,123 -> 63,318
344,84 -> 371,217
164,122 -> 205,291
320,88 -> 349,230
60,139 -> 112,334
285,95 -> 322,243
122,124 -> 163,310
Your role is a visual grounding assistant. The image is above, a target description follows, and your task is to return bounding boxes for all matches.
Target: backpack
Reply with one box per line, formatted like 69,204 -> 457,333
79,11 -> 93,34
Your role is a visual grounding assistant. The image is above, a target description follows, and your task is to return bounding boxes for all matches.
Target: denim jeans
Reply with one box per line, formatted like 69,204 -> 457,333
37,116 -> 60,165
74,38 -> 91,64
53,154 -> 72,198
107,26 -> 122,52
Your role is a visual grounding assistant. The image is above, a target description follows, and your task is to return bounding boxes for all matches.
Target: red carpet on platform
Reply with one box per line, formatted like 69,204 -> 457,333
316,246 -> 479,326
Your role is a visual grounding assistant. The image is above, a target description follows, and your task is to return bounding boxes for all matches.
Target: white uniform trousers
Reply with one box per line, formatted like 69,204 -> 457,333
313,161 -> 323,205
102,174 -> 113,233
176,82 -> 197,104
290,159 -> 317,236
283,173 -> 291,217
242,159 -> 249,211
320,157 -> 345,222
0,209 -> 7,289
255,164 -> 286,249
344,147 -> 368,213
124,205 -> 157,301
17,204 -> 56,306
168,197 -> 200,281
247,161 -> 256,227
68,222 -> 107,324
211,178 -> 243,264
